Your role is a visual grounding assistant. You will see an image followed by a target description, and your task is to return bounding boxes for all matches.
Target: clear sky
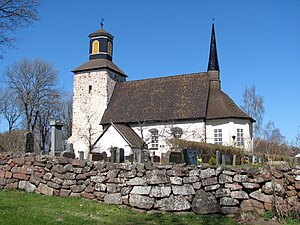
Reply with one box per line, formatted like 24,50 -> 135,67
0,0 -> 299,143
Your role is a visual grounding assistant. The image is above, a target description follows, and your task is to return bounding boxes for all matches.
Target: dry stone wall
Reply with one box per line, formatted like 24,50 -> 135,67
0,153 -> 299,215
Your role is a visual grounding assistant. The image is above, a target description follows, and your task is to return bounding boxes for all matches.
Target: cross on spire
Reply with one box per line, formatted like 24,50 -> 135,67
100,18 -> 104,28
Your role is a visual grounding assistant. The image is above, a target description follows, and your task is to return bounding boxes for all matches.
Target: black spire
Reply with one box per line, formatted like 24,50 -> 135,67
207,22 -> 219,71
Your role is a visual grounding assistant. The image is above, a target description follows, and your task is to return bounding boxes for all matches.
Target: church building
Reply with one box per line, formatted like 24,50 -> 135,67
69,23 -> 254,161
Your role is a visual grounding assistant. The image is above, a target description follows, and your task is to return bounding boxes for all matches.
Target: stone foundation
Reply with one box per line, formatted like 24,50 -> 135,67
0,153 -> 299,214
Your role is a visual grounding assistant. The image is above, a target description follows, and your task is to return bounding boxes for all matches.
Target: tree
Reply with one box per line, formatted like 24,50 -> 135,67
0,88 -> 21,131
0,0 -> 40,58
2,58 -> 60,134
35,91 -> 61,153
58,93 -> 73,140
241,85 -> 265,137
259,121 -> 286,156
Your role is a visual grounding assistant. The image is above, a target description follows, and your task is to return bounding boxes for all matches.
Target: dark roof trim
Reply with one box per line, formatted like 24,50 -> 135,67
72,59 -> 127,77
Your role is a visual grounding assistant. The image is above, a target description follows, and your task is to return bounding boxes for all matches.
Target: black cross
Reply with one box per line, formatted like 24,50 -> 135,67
100,18 -> 104,28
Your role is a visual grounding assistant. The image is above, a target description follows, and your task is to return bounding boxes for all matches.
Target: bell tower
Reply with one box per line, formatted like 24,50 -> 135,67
69,24 -> 127,160
89,25 -> 114,61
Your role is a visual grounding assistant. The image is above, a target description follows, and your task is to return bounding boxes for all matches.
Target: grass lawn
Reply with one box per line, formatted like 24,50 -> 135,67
0,190 -> 238,225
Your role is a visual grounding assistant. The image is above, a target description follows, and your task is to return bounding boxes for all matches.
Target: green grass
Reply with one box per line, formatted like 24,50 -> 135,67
0,190 -> 238,225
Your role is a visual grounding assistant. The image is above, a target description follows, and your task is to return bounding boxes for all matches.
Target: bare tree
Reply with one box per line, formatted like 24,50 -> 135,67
35,91 -> 61,153
2,58 -> 60,133
260,121 -> 285,156
241,85 -> 265,137
0,0 -> 40,58
0,88 -> 21,131
58,93 -> 73,140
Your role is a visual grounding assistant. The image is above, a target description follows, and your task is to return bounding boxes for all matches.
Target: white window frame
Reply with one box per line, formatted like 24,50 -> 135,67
149,129 -> 159,149
236,128 -> 244,147
214,129 -> 222,145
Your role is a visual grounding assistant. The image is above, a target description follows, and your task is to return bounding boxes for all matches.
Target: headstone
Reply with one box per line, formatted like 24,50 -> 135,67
25,132 -> 34,153
92,153 -> 103,161
169,151 -> 183,164
50,120 -> 63,156
223,154 -> 232,165
216,150 -> 221,165
111,148 -> 124,163
183,148 -> 198,165
141,149 -> 150,163
232,155 -> 237,166
66,143 -> 74,153
62,151 -> 75,159
102,152 -> 107,161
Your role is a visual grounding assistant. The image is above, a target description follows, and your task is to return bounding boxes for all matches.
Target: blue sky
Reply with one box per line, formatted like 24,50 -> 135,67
0,0 -> 299,143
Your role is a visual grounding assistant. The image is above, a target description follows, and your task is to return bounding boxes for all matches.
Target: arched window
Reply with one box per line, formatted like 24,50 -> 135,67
108,41 -> 112,55
92,40 -> 99,54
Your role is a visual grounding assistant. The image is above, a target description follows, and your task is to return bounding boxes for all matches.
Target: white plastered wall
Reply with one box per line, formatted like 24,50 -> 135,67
130,120 -> 206,158
206,118 -> 253,151
94,125 -> 132,157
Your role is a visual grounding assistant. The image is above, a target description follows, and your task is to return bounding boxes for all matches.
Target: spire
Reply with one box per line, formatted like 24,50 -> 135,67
207,21 -> 219,71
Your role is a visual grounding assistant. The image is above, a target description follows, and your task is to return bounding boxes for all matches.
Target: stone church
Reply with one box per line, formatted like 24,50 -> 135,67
69,23 -> 254,161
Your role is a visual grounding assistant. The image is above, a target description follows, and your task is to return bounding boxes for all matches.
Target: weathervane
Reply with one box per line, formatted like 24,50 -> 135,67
100,18 -> 104,28
212,17 -> 215,23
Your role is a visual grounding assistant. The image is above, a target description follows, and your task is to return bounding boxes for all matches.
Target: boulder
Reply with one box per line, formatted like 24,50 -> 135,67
192,189 -> 219,214
200,168 -> 215,179
231,191 -> 249,200
172,184 -> 195,195
215,188 -> 231,198
242,182 -> 260,189
183,176 -> 199,183
202,177 -> 218,186
170,177 -> 182,185
155,195 -> 191,211
19,181 -> 36,192
129,194 -> 154,209
220,197 -> 239,206
204,184 -> 220,191
150,186 -> 171,198
131,186 -> 152,195
126,177 -> 146,186
104,193 -> 122,205
38,183 -> 53,195
219,174 -> 233,184
233,174 -> 248,183
249,189 -> 273,204
146,170 -> 170,184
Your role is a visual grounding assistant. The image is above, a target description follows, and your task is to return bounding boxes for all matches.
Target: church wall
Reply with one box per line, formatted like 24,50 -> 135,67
94,125 -> 132,157
130,120 -> 206,157
206,118 -> 253,151
69,70 -> 121,159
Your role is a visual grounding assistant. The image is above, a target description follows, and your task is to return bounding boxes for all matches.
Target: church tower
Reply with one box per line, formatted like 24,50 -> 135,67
70,24 -> 127,160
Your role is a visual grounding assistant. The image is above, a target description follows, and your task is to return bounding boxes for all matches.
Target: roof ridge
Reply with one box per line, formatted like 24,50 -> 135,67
123,72 -> 208,84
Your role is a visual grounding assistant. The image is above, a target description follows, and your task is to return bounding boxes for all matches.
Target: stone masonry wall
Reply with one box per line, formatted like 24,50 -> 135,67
0,153 -> 299,215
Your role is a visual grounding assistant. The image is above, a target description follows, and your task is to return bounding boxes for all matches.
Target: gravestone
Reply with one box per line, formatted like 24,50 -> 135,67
50,120 -> 63,156
92,153 -> 103,161
102,152 -> 107,161
216,150 -> 221,165
66,143 -> 74,153
111,148 -> 125,163
62,152 -> 75,159
169,151 -> 183,164
183,148 -> 198,165
25,132 -> 34,153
